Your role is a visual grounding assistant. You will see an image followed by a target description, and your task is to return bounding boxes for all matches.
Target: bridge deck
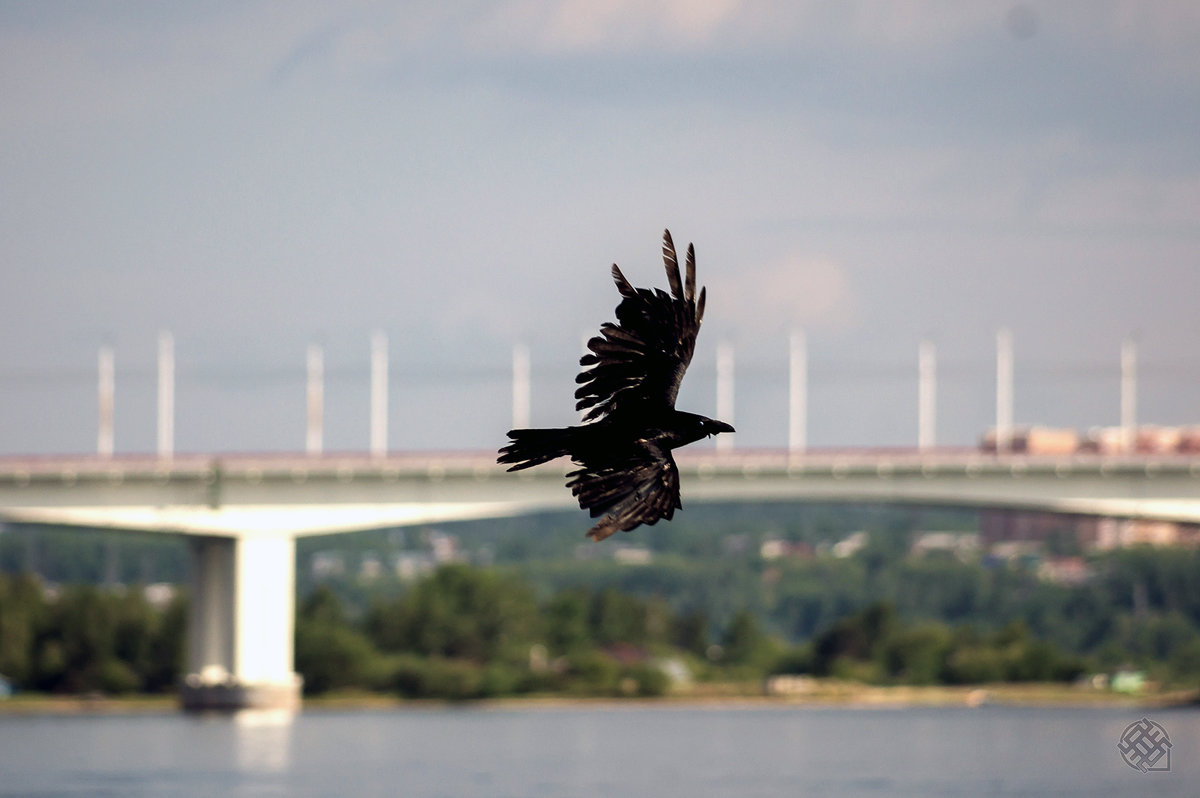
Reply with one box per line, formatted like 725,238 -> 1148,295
2,449 -> 1200,536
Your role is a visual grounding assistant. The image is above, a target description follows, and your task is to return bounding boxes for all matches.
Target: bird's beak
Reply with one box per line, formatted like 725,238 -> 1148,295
713,421 -> 735,434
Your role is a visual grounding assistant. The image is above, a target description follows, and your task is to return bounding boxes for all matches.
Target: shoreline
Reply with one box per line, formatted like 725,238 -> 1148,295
2,682 -> 1195,715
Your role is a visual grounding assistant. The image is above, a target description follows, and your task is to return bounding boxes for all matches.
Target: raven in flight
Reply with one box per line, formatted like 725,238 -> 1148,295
498,230 -> 734,541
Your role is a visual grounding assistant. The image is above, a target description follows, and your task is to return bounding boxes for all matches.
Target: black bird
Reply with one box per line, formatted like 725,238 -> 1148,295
498,230 -> 734,541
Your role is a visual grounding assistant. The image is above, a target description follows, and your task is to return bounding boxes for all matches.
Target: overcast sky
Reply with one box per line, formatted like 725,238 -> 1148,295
2,1 -> 1198,455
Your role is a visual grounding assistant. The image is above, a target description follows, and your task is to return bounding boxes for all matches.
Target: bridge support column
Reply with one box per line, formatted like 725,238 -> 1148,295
180,534 -> 302,711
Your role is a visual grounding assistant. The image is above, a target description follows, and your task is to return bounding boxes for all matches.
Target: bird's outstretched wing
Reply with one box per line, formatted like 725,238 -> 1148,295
567,443 -> 682,541
575,229 -> 706,422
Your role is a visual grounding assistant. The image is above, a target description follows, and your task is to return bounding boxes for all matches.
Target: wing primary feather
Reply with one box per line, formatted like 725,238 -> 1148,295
662,230 -> 683,299
611,264 -> 636,298
684,244 -> 696,302
574,230 -> 708,429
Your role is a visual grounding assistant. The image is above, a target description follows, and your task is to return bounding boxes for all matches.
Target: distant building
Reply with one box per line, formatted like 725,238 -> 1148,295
989,540 -> 1041,561
1037,556 -> 1094,585
1078,426 -> 1125,454
983,508 -> 1200,554
143,583 -> 176,609
310,551 -> 346,579
1093,518 -> 1200,549
980,510 -> 1092,550
425,530 -> 461,564
982,426 -> 1078,454
760,538 -> 786,560
1081,424 -> 1187,453
1179,427 -> 1200,453
987,422 -> 1200,456
613,545 -> 653,565
359,553 -> 383,581
760,539 -> 815,561
394,552 -> 434,581
911,532 -> 980,560
832,531 -> 868,558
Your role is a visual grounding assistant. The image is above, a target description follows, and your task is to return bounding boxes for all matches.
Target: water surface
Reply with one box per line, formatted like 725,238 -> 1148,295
0,703 -> 1195,797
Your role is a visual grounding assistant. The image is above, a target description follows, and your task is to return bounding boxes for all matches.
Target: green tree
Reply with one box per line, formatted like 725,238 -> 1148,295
544,590 -> 590,654
722,609 -> 770,666
51,585 -> 117,691
881,623 -> 951,684
0,573 -> 44,685
142,593 -> 186,692
301,584 -> 348,627
295,622 -> 380,695
811,602 -> 896,676
365,564 -> 539,663
944,645 -> 1005,684
295,585 -> 385,695
672,608 -> 709,657
589,588 -> 648,647
111,587 -> 156,685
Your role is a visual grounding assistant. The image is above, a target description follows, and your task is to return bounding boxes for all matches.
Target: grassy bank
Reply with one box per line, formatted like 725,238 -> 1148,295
3,681 -> 1195,715
0,693 -> 177,714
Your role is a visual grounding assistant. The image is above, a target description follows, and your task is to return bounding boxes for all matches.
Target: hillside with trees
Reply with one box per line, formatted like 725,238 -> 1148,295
4,502 -> 1200,699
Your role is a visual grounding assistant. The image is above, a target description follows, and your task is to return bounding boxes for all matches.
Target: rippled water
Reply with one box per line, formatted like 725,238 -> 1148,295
0,703 -> 1196,797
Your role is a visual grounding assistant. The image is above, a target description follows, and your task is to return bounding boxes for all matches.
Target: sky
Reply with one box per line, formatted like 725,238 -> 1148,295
2,1 -> 1199,455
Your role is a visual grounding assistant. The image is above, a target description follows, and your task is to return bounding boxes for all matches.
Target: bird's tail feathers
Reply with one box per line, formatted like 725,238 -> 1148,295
586,517 -> 621,542
498,427 -> 576,471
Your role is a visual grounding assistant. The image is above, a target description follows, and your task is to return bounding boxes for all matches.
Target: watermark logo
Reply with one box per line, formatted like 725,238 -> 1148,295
1117,717 -> 1172,773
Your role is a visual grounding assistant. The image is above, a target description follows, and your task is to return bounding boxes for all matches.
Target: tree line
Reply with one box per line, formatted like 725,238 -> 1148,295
7,509 -> 1200,699
2,561 -> 1170,701
510,538 -> 1200,686
294,565 -> 776,698
0,573 -> 185,694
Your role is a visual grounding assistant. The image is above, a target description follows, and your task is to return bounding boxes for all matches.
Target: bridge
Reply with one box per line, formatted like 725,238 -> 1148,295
1,329 -> 1194,708
3,446 -> 1200,709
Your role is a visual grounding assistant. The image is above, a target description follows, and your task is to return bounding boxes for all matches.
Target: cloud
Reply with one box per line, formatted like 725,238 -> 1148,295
1035,170 -> 1200,233
0,4 -> 338,135
485,0 -> 743,54
466,1 -> 1017,57
710,253 -> 857,338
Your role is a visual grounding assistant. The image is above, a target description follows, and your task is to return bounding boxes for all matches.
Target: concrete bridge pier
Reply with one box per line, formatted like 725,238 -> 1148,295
180,533 -> 302,711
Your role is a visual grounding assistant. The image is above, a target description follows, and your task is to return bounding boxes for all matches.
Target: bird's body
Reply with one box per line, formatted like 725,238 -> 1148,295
498,230 -> 734,541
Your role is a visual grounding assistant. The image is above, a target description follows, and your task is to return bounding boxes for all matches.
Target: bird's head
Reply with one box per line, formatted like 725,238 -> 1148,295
670,412 -> 735,446
700,417 -> 729,436
699,416 -> 735,438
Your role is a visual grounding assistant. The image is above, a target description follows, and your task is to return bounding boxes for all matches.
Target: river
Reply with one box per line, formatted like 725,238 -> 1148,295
0,703 -> 1196,796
